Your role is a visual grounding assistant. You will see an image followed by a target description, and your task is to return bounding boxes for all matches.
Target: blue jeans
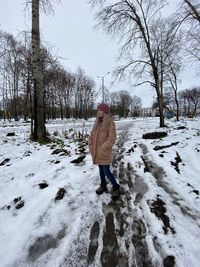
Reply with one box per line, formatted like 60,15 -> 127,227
98,165 -> 119,189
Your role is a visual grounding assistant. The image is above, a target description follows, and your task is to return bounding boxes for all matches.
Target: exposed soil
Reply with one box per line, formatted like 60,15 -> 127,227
170,152 -> 182,174
148,197 -> 176,234
153,141 -> 179,151
55,188 -> 66,201
0,158 -> 10,166
142,131 -> 167,139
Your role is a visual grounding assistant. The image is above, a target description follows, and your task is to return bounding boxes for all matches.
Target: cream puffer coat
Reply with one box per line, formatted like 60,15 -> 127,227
89,114 -> 116,165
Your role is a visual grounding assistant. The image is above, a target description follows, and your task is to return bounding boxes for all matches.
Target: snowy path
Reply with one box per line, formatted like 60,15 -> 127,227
86,123 -> 153,267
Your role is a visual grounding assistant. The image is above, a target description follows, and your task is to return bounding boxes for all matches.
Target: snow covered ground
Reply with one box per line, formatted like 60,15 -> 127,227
0,117 -> 200,267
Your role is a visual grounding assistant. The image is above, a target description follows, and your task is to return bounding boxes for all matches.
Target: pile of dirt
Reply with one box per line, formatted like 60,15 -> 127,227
142,132 -> 167,139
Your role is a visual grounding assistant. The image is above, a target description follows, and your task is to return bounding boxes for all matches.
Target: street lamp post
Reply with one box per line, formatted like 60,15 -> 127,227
97,72 -> 110,103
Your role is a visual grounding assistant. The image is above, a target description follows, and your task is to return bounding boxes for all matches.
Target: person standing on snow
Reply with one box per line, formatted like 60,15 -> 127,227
89,103 -> 120,199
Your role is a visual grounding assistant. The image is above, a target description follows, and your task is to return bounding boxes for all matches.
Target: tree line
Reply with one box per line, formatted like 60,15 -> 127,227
0,30 -> 96,121
0,29 -> 143,121
164,86 -> 200,118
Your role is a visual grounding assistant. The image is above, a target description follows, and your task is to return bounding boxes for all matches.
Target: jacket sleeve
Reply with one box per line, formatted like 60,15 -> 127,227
101,120 -> 116,149
88,129 -> 94,155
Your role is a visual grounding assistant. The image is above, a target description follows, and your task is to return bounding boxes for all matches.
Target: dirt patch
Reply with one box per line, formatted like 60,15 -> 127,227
170,152 -> 182,174
126,143 -> 137,155
55,188 -> 66,201
13,196 -> 25,209
70,156 -> 85,164
38,182 -> 48,189
7,132 -> 15,136
142,131 -> 167,139
0,158 -> 10,166
176,126 -> 186,130
154,142 -> 179,151
140,155 -> 152,173
51,148 -> 70,156
187,183 -> 199,197
163,255 -> 175,267
148,197 -> 175,234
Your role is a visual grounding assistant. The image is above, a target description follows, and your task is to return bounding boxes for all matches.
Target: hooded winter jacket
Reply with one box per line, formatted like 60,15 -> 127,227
89,114 -> 116,165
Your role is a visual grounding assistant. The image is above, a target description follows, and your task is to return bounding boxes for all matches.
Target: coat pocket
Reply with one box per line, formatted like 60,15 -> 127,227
98,145 -> 109,160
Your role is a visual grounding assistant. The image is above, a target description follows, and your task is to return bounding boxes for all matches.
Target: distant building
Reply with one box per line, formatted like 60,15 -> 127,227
138,107 -> 155,117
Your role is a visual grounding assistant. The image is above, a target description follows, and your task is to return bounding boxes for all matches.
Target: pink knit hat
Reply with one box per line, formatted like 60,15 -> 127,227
97,103 -> 110,114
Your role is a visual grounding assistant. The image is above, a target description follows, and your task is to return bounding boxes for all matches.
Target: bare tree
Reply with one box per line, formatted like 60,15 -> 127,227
118,90 -> 132,117
31,0 -> 47,140
110,90 -> 133,117
163,27 -> 183,121
177,0 -> 200,73
74,67 -> 95,119
130,95 -> 142,116
0,32 -> 27,121
18,32 -> 33,123
62,71 -> 76,118
179,87 -> 200,116
183,0 -> 200,23
166,63 -> 181,121
27,0 -> 60,139
190,87 -> 200,116
90,0 -> 170,127
110,91 -> 120,108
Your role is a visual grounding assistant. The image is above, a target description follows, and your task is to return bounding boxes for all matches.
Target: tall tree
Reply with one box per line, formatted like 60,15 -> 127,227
31,0 -> 46,140
90,0 -> 168,127
166,62 -> 181,121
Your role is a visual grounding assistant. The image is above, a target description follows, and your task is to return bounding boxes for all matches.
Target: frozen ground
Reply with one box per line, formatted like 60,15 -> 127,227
0,117 -> 200,267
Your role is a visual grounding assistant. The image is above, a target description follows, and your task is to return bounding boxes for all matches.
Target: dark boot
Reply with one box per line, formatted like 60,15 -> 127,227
96,184 -> 108,195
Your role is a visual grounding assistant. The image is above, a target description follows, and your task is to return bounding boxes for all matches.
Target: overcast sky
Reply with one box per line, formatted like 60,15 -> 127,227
0,0 -> 199,107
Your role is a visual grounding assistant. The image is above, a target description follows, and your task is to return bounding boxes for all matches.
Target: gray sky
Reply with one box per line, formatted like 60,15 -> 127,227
0,0 -> 199,107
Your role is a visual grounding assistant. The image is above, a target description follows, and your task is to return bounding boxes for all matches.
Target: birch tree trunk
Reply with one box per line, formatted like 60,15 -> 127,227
32,0 -> 46,140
